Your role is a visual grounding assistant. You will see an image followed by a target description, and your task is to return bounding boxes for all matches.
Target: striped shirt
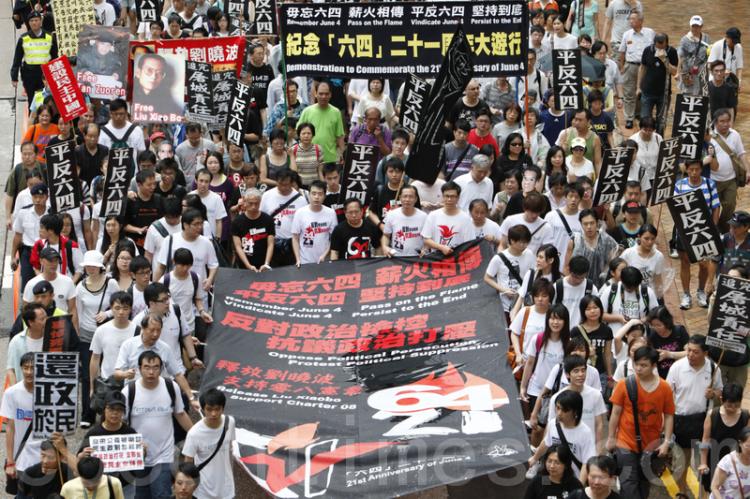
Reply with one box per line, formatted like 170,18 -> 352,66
291,142 -> 322,187
673,176 -> 720,211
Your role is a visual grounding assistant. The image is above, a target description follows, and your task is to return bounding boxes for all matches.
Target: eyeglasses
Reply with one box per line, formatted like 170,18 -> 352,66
142,67 -> 165,78
510,142 -> 523,147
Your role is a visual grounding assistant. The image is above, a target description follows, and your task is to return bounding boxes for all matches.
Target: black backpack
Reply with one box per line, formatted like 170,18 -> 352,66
126,378 -> 176,426
553,278 -> 593,304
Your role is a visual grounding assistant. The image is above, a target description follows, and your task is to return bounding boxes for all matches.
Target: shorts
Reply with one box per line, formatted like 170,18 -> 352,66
673,412 -> 706,449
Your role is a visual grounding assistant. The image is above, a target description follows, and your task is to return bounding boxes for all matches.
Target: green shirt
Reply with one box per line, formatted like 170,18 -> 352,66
299,104 -> 345,163
5,162 -> 45,200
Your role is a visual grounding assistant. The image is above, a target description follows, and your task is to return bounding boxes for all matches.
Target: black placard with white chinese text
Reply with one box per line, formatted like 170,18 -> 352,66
667,190 -> 724,264
201,241 -> 528,498
671,94 -> 709,162
707,274 -> 750,356
46,139 -> 81,214
100,148 -> 134,218
341,143 -> 378,206
592,147 -> 633,206
211,70 -> 236,129
280,0 -> 527,78
225,78 -> 251,146
406,27 -> 473,184
186,60 -> 215,123
552,49 -> 583,111
399,74 -> 431,135
135,0 -> 161,22
251,0 -> 276,35
649,137 -> 682,206
33,352 -> 78,439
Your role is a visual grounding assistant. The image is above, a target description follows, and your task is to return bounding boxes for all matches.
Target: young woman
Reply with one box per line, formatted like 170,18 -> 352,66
572,295 -> 614,389
469,199 -> 502,248
354,78 -> 396,127
544,146 -> 568,192
492,102 -> 522,151
509,278 -> 554,387
601,257 -> 627,291
544,15 -> 579,51
646,306 -> 688,379
512,244 -> 562,319
565,209 -> 619,286
289,123 -> 323,188
22,104 -> 59,165
700,383 -> 750,494
210,13 -> 237,37
566,0 -> 598,39
98,216 -> 134,267
620,224 -> 665,299
59,213 -> 78,247
546,172 -> 568,211
520,107 -> 550,168
524,445 -> 583,499
47,116 -> 75,148
204,151 -> 233,243
110,242 -> 136,291
259,129 -> 290,187
710,427 -> 750,499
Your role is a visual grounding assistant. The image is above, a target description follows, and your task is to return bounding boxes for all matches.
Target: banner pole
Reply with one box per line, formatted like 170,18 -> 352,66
524,74 -> 531,140
275,1 -> 288,142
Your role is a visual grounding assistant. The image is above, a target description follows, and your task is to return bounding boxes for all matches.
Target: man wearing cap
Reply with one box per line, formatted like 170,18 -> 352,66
618,11 -> 654,129
708,27 -> 743,89
8,279 -> 68,340
607,200 -> 644,250
638,33 -> 678,124
678,16 -> 711,96
10,10 -> 57,103
716,211 -> 750,276
710,108 -> 749,232
11,182 -> 49,291
23,247 -> 78,331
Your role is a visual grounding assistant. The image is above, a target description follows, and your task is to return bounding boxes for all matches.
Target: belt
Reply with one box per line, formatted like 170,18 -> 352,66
626,61 -> 641,65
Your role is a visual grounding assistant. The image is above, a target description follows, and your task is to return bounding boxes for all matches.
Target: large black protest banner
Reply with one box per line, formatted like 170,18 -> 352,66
226,78 -> 251,146
135,0 -> 161,22
186,60 -> 214,123
706,275 -> 750,357
251,0 -> 276,35
100,148 -> 134,218
552,49 -> 583,111
341,143 -> 378,206
399,74 -> 432,135
201,241 -> 528,498
672,94 -> 709,162
649,137 -> 682,206
33,352 -> 78,439
46,139 -> 81,213
406,28 -> 473,184
592,147 -> 633,206
667,190 -> 724,264
280,0 -> 527,78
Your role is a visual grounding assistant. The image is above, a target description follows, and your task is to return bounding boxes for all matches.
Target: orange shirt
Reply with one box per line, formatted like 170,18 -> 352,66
610,376 -> 675,452
22,123 -> 60,164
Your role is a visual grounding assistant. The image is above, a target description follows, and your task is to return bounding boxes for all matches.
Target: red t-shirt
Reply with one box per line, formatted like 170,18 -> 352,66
467,130 -> 500,158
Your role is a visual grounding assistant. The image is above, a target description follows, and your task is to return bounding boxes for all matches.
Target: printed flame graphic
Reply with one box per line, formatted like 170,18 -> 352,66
404,362 -> 508,411
438,225 -> 457,239
267,422 -> 319,454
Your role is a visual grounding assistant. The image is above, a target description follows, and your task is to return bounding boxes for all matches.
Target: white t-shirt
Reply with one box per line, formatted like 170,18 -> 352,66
123,378 -> 185,466
291,205 -> 338,264
544,420 -> 596,476
548,384 -> 606,436
708,40 -> 744,76
190,190 -> 228,238
144,217 -> 182,274
0,382 -> 42,471
710,129 -> 745,182
499,213 -> 553,254
631,132 -> 663,191
544,208 -> 581,271
420,210 -> 474,249
454,173 -> 493,211
620,246 -> 665,291
566,156 -> 595,179
544,363 -> 603,393
411,179 -> 444,211
23,273 -> 77,312
98,121 -> 146,163
556,278 -> 599,326
472,218 -> 502,241
509,307 -> 547,357
75,277 -> 120,335
713,451 -> 750,499
486,249 -> 535,311
93,1 -> 116,25
260,188 -> 309,240
90,321 -> 138,379
156,233 -> 218,301
160,271 -> 199,332
183,415 -> 236,499
527,337 -> 565,397
600,282 -> 658,332
383,207 -> 427,256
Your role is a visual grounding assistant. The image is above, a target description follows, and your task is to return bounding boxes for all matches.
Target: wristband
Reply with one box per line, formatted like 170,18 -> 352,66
5,462 -> 15,468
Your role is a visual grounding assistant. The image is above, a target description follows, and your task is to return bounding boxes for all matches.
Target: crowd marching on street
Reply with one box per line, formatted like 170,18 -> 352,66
1,0 -> 750,497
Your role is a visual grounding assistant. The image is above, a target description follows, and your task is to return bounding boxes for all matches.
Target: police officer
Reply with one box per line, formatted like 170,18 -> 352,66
10,183 -> 49,292
10,11 -> 57,103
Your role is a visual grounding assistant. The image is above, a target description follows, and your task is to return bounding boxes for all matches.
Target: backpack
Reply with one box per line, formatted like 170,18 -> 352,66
164,270 -> 200,302
553,278 -> 593,304
153,221 -> 170,238
101,124 -> 137,150
605,282 -> 651,316
126,378 -> 176,426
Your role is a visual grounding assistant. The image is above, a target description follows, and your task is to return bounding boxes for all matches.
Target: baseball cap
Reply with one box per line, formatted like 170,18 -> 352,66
571,137 -> 587,150
624,201 -> 643,213
149,131 -> 166,143
729,211 -> 750,226
39,247 -> 61,261
689,15 -> 703,26
32,280 -> 53,295
30,183 -> 48,195
105,392 -> 127,410
726,28 -> 742,43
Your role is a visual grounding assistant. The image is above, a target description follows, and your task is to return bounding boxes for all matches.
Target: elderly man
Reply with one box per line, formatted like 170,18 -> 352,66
454,154 -> 494,211
618,11 -> 655,128
348,107 -> 392,160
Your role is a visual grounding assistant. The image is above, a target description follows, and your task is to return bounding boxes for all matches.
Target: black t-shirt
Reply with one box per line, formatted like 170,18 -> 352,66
324,190 -> 345,224
590,112 -> 614,150
78,422 -> 139,486
74,144 -> 109,183
125,193 -> 165,246
247,63 -> 275,110
523,474 -> 583,499
243,108 -> 263,146
504,191 -> 550,219
571,323 -> 614,374
709,81 -> 738,111
156,182 -> 187,201
447,99 -> 491,128
331,220 -> 382,259
607,224 -> 640,249
640,45 -> 679,96
648,325 -> 689,378
19,462 -> 74,498
231,213 -> 276,268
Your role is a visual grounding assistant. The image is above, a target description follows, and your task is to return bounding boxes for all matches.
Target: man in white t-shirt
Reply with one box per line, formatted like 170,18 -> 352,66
454,154 -> 493,211
544,183 -> 582,271
98,100 -> 146,169
382,185 -> 427,257
89,292 -> 136,388
291,180 -> 337,265
499,191 -> 553,254
22,248 -> 78,328
553,256 -> 599,325
260,169 -> 309,266
144,198 -> 182,274
421,181 -> 474,255
485,225 -> 535,313
122,350 -> 193,499
710,108 -> 750,232
93,0 -> 116,25
0,352 -> 43,478
601,266 -> 658,331
159,248 -> 212,336
183,388 -> 236,499
155,208 -> 219,303
191,169 -> 228,239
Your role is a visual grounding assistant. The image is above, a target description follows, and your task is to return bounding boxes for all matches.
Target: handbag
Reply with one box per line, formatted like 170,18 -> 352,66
714,132 -> 747,187
4,423 -> 32,494
91,375 -> 125,414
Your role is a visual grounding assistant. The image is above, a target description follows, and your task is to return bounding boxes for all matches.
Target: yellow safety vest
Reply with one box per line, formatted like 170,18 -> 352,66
21,32 -> 52,66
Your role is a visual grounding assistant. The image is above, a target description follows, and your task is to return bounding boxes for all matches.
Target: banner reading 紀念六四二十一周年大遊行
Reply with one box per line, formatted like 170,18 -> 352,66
280,0 -> 528,78
201,240 -> 529,499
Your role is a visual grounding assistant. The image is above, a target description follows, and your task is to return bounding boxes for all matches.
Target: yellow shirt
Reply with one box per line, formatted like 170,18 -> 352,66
60,476 -> 124,499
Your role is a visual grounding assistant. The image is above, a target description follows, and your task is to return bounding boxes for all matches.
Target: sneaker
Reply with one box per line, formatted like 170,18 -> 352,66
697,290 -> 709,308
670,247 -> 679,258
79,420 -> 92,429
525,462 -> 541,479
680,293 -> 692,310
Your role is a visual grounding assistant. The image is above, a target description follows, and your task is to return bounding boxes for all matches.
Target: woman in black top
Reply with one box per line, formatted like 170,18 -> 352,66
568,455 -> 621,499
524,444 -> 583,499
491,132 -> 533,188
645,306 -> 689,378
573,295 -> 614,388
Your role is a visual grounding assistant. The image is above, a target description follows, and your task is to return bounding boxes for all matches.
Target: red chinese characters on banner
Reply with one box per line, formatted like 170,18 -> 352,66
131,36 -> 245,74
233,272 -> 360,305
41,56 -> 87,122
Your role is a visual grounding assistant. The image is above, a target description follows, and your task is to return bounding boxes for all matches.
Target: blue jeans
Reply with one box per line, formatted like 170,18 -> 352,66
134,463 -> 173,499
639,92 -> 663,121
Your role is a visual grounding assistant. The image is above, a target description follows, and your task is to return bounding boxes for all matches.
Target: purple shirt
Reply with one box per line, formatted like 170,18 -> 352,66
348,124 -> 392,161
